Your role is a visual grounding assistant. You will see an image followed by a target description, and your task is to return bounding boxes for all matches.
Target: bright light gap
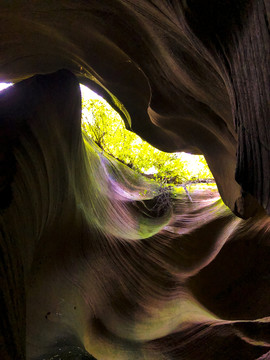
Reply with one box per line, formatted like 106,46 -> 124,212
0,82 -> 214,187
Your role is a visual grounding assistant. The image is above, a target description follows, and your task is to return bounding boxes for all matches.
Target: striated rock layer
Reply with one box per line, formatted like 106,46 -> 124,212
0,70 -> 269,360
0,1 -> 269,359
0,0 -> 269,216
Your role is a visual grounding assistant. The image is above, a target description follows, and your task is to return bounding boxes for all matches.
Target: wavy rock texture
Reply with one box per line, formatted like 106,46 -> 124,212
0,1 -> 269,359
0,70 -> 269,360
0,0 -> 269,216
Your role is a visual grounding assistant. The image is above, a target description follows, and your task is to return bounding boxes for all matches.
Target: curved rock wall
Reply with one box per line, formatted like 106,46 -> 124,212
0,1 -> 269,359
0,70 -> 269,360
0,1 -> 269,215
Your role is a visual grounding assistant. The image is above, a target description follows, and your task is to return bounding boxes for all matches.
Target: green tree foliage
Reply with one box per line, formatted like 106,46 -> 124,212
81,97 -> 213,184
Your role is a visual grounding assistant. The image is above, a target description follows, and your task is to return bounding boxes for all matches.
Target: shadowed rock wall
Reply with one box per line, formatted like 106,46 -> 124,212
0,69 -> 269,360
0,0 -> 269,216
0,1 -> 269,359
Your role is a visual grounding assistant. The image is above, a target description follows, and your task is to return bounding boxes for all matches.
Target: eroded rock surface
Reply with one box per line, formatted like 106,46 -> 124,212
0,1 -> 269,216
0,1 -> 269,359
0,70 -> 269,360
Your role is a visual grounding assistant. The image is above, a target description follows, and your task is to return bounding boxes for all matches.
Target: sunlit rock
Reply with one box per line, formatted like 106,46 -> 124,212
0,1 -> 269,359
